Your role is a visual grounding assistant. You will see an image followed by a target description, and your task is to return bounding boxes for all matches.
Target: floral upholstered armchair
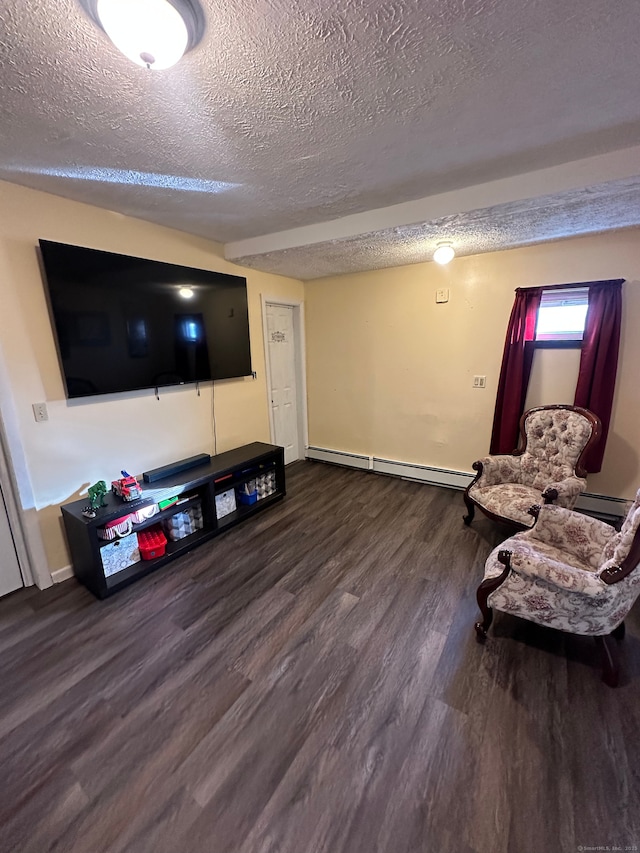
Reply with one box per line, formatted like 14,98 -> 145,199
463,405 -> 601,530
475,491 -> 640,686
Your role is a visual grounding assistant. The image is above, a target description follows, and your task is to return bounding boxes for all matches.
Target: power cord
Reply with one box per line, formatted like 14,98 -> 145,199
211,379 -> 217,456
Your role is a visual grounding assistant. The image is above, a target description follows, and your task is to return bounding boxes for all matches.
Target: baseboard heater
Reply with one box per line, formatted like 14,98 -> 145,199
305,445 -> 627,518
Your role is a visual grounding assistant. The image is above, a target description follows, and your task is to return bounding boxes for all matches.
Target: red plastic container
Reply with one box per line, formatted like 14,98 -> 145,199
137,526 -> 167,560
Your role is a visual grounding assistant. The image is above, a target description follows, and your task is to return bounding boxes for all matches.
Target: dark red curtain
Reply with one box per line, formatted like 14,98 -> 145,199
574,280 -> 623,473
490,287 -> 542,454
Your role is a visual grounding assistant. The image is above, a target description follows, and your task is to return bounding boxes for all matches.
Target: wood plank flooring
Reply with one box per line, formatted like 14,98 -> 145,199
1,460 -> 639,853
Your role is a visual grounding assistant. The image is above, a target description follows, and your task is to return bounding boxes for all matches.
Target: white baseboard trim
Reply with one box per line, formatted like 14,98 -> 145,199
305,446 -> 627,518
306,446 -> 372,470
371,456 -> 474,490
51,565 -> 74,584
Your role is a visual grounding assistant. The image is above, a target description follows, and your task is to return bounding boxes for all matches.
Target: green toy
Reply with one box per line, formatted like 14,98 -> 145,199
87,480 -> 108,511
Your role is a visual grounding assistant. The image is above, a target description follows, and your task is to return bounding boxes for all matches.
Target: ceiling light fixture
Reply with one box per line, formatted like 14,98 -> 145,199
433,242 -> 455,265
80,0 -> 205,70
178,286 -> 194,299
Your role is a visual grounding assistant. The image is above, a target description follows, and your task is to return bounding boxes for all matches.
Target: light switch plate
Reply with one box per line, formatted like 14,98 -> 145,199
473,376 -> 487,388
32,402 -> 49,422
435,288 -> 449,303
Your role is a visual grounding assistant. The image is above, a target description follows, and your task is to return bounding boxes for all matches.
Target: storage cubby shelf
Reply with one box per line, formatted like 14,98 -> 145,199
61,442 -> 285,598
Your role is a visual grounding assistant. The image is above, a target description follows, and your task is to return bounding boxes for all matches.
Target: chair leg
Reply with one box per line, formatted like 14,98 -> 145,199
595,635 -> 620,688
463,494 -> 475,526
474,550 -> 512,642
612,621 -> 626,641
474,607 -> 492,642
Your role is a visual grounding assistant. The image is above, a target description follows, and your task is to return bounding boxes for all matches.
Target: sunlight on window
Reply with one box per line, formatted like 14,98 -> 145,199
536,288 -> 589,342
536,304 -> 588,335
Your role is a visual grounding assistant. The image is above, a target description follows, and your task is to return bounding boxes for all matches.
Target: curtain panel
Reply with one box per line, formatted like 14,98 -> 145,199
490,287 -> 542,454
574,280 -> 623,473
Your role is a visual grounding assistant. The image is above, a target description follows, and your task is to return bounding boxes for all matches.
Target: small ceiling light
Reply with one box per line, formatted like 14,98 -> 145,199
433,242 -> 455,265
81,0 -> 205,70
178,286 -> 194,299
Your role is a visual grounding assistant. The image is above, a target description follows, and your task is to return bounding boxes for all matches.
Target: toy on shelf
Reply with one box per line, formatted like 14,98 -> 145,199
82,480 -> 108,518
138,526 -> 167,560
112,470 -> 143,502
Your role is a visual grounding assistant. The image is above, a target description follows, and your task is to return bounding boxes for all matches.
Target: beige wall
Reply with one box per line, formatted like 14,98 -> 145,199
524,348 -> 582,412
2,178 -> 638,578
304,230 -> 640,500
0,180 -> 303,573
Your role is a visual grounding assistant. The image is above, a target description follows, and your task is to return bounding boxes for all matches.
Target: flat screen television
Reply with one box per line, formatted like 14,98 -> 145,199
38,240 -> 252,399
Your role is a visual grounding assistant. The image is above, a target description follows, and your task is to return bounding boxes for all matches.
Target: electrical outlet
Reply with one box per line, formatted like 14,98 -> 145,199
473,376 -> 487,389
435,288 -> 449,303
32,402 -> 49,422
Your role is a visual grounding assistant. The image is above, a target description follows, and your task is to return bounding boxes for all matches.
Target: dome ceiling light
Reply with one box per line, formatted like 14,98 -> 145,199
80,0 -> 205,70
433,242 -> 455,265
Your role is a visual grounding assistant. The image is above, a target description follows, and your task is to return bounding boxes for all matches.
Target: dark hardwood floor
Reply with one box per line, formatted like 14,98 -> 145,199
1,460 -> 639,853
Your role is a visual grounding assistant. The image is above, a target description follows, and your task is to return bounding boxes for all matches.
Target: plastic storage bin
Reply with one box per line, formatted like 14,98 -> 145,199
137,525 -> 167,560
237,479 -> 258,506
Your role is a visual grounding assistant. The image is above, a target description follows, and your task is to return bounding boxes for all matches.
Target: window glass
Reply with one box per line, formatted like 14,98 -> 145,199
536,288 -> 589,342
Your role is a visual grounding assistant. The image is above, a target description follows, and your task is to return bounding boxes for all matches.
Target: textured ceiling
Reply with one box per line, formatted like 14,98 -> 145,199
1,0 -> 640,278
231,177 -> 640,279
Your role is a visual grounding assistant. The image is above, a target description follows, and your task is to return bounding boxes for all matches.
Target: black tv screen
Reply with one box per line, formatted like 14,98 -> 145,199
39,240 -> 252,399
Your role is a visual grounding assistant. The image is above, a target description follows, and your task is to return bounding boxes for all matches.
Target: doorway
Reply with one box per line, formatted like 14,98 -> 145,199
262,297 -> 308,465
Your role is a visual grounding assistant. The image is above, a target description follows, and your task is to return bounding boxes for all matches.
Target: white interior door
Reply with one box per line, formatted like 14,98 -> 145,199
0,481 -> 23,597
266,303 -> 301,464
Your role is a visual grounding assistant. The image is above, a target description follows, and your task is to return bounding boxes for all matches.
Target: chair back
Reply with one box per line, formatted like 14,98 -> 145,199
518,406 -> 600,490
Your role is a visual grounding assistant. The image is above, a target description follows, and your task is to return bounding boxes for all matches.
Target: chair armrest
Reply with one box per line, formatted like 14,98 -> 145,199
501,545 -> 609,598
523,504 -> 616,570
471,455 -> 522,487
541,476 -> 586,508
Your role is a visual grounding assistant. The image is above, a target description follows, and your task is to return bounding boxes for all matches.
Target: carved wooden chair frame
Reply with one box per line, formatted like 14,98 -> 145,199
463,404 -> 602,530
475,505 -> 640,687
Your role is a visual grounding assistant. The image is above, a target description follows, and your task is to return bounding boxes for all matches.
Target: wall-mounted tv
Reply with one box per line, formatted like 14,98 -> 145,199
39,240 -> 252,399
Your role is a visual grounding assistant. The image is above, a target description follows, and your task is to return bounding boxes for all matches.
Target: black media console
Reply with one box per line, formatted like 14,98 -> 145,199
61,442 -> 285,599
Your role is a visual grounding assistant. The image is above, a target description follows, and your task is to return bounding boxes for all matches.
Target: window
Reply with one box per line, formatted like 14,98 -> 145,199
535,287 -> 589,345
